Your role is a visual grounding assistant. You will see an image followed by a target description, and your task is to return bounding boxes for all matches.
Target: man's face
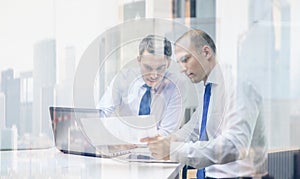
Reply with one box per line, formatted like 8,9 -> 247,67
138,51 -> 170,87
175,38 -> 210,83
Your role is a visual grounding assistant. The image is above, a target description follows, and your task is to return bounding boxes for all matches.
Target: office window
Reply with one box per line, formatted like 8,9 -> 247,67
0,0 -> 299,151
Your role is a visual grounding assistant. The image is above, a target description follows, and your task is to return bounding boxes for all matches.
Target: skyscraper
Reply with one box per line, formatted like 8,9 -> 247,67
0,92 -> 5,128
33,39 -> 56,141
19,71 -> 33,135
1,69 -> 20,128
237,1 -> 292,148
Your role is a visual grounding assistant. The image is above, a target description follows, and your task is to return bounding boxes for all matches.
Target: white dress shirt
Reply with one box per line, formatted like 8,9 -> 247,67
170,63 -> 268,178
97,65 -> 185,136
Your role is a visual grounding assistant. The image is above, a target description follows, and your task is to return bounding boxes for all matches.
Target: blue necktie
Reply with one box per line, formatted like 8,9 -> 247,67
138,84 -> 151,115
197,83 -> 212,179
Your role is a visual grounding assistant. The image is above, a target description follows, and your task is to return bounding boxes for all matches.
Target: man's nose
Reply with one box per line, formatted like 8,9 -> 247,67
150,71 -> 159,78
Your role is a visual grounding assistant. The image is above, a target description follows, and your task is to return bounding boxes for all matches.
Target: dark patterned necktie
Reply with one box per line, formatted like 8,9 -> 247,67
138,84 -> 151,115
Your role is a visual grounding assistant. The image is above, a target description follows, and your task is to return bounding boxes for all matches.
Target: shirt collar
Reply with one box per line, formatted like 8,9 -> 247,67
205,63 -> 221,86
137,71 -> 171,93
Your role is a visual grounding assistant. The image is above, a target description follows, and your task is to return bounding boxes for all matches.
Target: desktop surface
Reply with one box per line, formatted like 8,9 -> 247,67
0,147 -> 182,179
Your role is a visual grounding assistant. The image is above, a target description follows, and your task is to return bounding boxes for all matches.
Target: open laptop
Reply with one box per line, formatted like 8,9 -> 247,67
49,106 -> 178,163
49,106 -> 135,158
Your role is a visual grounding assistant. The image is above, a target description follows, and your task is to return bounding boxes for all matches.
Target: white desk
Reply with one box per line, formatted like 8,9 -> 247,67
0,147 -> 182,178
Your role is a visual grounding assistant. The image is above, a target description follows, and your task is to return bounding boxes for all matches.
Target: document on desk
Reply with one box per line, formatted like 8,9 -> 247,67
112,146 -> 178,163
126,153 -> 179,163
78,116 -> 158,146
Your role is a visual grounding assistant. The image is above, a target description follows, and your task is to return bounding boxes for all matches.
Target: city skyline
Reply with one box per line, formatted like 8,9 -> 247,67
0,0 -> 299,150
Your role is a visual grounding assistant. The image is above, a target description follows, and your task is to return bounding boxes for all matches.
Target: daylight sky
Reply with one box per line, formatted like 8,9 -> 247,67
0,0 -> 119,80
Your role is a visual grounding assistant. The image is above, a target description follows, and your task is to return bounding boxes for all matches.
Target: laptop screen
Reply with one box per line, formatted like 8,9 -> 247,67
49,106 -> 135,158
49,106 -> 178,162
49,106 -> 103,156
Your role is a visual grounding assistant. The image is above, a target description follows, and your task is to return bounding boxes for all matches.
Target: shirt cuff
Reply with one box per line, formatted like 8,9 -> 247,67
170,141 -> 188,162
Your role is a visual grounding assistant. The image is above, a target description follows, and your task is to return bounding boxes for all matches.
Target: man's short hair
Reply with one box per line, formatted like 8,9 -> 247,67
139,35 -> 172,58
176,29 -> 216,55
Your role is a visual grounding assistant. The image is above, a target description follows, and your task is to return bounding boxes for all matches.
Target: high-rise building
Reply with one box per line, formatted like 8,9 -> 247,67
0,92 -> 5,128
1,69 -> 20,128
33,39 -> 56,139
237,1 -> 293,148
19,71 -> 33,135
1,69 -> 13,92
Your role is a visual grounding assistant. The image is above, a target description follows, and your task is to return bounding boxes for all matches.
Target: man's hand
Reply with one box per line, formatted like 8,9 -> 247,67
140,135 -> 171,160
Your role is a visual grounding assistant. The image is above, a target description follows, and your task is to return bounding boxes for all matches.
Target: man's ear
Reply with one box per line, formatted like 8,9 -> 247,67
202,45 -> 211,59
